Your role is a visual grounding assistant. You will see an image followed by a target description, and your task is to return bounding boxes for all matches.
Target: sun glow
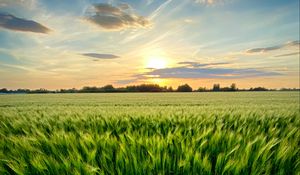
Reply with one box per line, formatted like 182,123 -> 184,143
146,56 -> 167,69
147,78 -> 167,86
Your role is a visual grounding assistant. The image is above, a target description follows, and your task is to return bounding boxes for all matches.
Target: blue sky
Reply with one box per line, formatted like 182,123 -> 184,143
0,0 -> 299,89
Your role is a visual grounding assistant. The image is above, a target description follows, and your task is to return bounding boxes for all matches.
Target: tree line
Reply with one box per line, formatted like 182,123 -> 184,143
0,83 -> 299,94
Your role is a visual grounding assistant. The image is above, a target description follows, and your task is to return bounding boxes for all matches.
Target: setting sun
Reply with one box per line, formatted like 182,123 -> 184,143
146,56 -> 167,69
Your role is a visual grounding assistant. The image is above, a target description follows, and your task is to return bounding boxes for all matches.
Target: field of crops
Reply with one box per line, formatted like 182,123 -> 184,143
0,92 -> 299,174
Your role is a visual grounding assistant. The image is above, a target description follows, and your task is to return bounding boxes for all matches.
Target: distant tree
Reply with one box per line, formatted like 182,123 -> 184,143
216,83 -> 237,92
167,86 -> 174,92
230,83 -> 237,91
30,88 -> 53,93
163,86 -> 168,91
16,89 -> 30,93
5,83 -> 296,93
60,88 -> 77,93
197,87 -> 207,92
220,87 -> 230,91
249,87 -> 268,91
0,88 -> 8,93
137,84 -> 163,92
126,85 -> 137,92
80,86 -> 100,93
212,84 -> 220,91
177,84 -> 193,92
103,85 -> 115,92
115,87 -> 127,92
279,88 -> 299,91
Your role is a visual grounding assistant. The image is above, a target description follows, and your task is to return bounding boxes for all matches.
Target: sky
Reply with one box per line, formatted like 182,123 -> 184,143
0,0 -> 299,90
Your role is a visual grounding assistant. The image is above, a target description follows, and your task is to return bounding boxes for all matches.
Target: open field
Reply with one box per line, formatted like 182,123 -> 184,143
0,92 -> 299,174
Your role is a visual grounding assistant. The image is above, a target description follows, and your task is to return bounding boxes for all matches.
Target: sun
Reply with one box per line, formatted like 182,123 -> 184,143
146,56 -> 167,69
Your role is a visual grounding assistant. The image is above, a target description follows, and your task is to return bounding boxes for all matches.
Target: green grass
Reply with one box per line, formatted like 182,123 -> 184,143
0,92 -> 299,174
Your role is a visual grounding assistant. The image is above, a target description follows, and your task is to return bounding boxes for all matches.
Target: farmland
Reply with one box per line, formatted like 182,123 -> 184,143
0,92 -> 299,174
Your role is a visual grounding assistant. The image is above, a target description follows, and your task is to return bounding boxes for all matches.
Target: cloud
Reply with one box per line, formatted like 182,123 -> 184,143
143,67 -> 280,79
85,3 -> 151,30
114,61 -> 282,85
118,3 -> 131,10
82,53 -> 119,59
0,12 -> 50,33
246,40 -> 300,53
149,0 -> 173,20
194,0 -> 229,5
194,0 -> 216,4
274,52 -> 300,57
115,61 -> 282,85
115,78 -> 137,85
138,61 -> 281,79
178,61 -> 229,68
0,0 -> 36,9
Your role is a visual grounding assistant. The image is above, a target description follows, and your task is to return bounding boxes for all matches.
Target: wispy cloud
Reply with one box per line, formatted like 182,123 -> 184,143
118,3 -> 131,10
194,0 -> 229,5
85,3 -> 151,30
194,0 -> 216,4
274,52 -> 300,57
0,12 -> 50,33
178,61 -> 229,68
82,53 -> 119,59
0,0 -> 37,9
246,40 -> 300,53
149,0 -> 173,20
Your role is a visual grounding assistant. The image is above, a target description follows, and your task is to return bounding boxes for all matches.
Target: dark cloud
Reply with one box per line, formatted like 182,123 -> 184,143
274,52 -> 300,57
85,3 -> 151,30
0,12 -> 50,33
142,67 -> 281,79
114,61 -> 282,84
115,79 -> 137,85
82,53 -> 119,59
246,40 -> 300,53
141,61 -> 281,79
178,61 -> 229,68
246,46 -> 281,53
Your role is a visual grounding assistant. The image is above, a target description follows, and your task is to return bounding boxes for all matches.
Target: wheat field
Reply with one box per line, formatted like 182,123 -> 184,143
0,92 -> 299,174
